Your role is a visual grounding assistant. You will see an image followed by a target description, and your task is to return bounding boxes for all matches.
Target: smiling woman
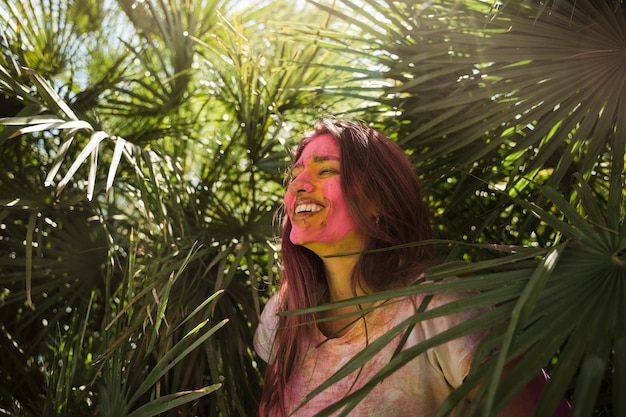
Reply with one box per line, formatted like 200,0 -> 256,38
255,118 -> 470,417
254,118 -> 570,417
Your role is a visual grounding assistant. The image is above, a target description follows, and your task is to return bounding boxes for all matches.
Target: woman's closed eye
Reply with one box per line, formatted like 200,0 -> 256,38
319,168 -> 339,176
286,164 -> 338,183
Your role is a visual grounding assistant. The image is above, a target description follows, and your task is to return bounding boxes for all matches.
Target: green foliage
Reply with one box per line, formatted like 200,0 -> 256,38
1,0 -> 625,416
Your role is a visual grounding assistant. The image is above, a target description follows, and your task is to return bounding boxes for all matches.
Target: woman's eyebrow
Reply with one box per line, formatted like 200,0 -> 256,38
312,155 -> 339,163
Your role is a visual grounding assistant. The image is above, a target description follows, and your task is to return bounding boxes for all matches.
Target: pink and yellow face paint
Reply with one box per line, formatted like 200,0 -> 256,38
284,134 -> 364,256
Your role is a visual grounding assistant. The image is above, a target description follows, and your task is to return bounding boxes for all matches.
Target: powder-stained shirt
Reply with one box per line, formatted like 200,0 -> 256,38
254,291 -> 485,417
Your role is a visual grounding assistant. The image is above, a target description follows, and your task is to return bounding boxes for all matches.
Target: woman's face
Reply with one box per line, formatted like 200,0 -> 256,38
284,134 -> 364,255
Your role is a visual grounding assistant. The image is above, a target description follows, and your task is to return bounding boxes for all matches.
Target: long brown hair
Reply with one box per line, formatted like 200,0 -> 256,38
259,118 -> 436,416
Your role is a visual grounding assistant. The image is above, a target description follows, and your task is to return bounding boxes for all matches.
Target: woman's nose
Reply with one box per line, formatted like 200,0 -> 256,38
288,173 -> 314,194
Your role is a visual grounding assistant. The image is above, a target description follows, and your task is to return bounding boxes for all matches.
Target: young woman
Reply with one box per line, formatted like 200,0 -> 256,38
254,118 -> 558,416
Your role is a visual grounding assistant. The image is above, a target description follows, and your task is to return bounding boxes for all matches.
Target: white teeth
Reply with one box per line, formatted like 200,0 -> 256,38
295,204 -> 323,214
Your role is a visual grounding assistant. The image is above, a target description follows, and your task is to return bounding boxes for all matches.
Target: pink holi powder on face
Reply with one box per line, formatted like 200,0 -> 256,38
284,134 -> 363,253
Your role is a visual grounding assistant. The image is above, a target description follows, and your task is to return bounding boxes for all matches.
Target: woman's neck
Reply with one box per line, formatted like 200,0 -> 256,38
322,253 -> 361,302
318,254 -> 373,337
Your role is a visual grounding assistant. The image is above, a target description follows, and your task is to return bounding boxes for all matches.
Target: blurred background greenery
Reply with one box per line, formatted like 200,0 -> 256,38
0,0 -> 624,416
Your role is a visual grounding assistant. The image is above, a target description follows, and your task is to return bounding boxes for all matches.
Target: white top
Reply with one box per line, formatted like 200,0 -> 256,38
255,290 -> 485,417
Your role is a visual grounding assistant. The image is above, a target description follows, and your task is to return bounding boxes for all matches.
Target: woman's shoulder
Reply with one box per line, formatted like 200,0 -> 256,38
254,293 -> 281,363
